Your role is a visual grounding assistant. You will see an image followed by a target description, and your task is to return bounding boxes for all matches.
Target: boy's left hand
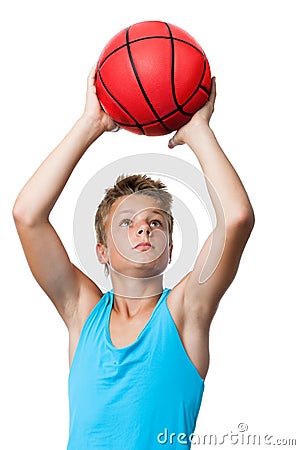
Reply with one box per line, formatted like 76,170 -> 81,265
168,77 -> 216,149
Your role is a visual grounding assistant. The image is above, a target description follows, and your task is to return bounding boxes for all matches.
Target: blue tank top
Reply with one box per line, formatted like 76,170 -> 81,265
67,288 -> 204,449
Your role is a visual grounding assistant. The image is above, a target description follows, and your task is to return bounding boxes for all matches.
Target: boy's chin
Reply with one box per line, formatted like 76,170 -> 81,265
111,260 -> 168,279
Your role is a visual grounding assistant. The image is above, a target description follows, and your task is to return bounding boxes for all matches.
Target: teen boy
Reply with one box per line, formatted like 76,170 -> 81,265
13,66 -> 255,449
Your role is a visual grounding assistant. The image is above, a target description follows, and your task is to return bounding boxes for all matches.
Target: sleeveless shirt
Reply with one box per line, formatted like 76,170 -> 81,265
67,288 -> 204,449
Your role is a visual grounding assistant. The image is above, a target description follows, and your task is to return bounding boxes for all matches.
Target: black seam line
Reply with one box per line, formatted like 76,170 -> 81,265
115,108 -> 192,128
164,22 -> 184,115
164,22 -> 209,114
99,35 -> 204,69
114,81 -> 209,129
125,27 -> 172,133
181,56 -> 209,109
96,63 -> 145,135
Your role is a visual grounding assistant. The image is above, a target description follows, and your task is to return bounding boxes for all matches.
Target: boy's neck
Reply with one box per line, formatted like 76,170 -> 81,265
110,271 -> 164,302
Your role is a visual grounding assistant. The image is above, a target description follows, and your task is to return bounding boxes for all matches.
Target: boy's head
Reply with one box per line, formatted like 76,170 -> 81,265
95,174 -> 174,277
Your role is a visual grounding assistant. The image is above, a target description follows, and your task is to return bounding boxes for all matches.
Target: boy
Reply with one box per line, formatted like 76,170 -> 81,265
13,66 -> 255,449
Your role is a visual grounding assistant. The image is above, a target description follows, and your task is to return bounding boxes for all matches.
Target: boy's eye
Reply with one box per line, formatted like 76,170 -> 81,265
150,220 -> 162,227
120,219 -> 132,227
119,218 -> 162,228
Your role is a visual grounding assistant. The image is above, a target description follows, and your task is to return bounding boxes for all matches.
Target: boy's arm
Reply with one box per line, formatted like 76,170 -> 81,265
13,66 -> 116,328
169,78 -> 255,329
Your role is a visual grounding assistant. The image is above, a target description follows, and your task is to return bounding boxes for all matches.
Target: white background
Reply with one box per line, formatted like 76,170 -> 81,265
1,0 -> 299,448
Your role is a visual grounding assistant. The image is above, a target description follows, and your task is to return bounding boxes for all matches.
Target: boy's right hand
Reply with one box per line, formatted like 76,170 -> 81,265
83,64 -> 118,133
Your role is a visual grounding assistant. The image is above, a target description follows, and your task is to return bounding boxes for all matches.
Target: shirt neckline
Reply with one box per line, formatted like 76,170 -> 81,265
105,288 -> 169,351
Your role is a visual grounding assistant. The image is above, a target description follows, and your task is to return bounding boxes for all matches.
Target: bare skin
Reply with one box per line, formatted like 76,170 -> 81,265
13,67 -> 255,380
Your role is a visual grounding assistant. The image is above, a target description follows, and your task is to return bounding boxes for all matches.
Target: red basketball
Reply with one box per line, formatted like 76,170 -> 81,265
95,21 -> 211,136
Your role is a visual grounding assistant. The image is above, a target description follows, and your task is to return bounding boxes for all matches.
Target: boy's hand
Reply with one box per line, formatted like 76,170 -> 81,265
168,77 -> 216,149
82,64 -> 118,133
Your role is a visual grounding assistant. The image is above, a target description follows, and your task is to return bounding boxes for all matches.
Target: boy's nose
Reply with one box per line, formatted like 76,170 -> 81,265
137,223 -> 151,236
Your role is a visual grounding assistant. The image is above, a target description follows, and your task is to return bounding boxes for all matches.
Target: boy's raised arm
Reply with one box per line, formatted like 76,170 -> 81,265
169,78 -> 255,328
13,66 -> 116,328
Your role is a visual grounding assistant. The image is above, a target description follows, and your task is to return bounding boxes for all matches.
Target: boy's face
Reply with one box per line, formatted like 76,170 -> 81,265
96,194 -> 173,278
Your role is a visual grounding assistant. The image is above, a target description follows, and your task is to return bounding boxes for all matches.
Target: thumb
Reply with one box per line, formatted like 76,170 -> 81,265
168,132 -> 183,149
87,63 -> 97,90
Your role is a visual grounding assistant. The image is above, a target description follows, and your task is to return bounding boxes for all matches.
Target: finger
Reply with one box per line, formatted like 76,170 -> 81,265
110,125 -> 121,132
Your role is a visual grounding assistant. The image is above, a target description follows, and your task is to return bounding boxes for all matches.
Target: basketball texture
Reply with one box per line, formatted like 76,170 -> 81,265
95,21 -> 211,136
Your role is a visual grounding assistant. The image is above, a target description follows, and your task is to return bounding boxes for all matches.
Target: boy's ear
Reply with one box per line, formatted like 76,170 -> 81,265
96,242 -> 109,265
169,244 -> 173,264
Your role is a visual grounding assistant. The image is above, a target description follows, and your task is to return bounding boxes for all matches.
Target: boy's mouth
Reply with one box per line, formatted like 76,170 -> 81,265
134,241 -> 152,251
